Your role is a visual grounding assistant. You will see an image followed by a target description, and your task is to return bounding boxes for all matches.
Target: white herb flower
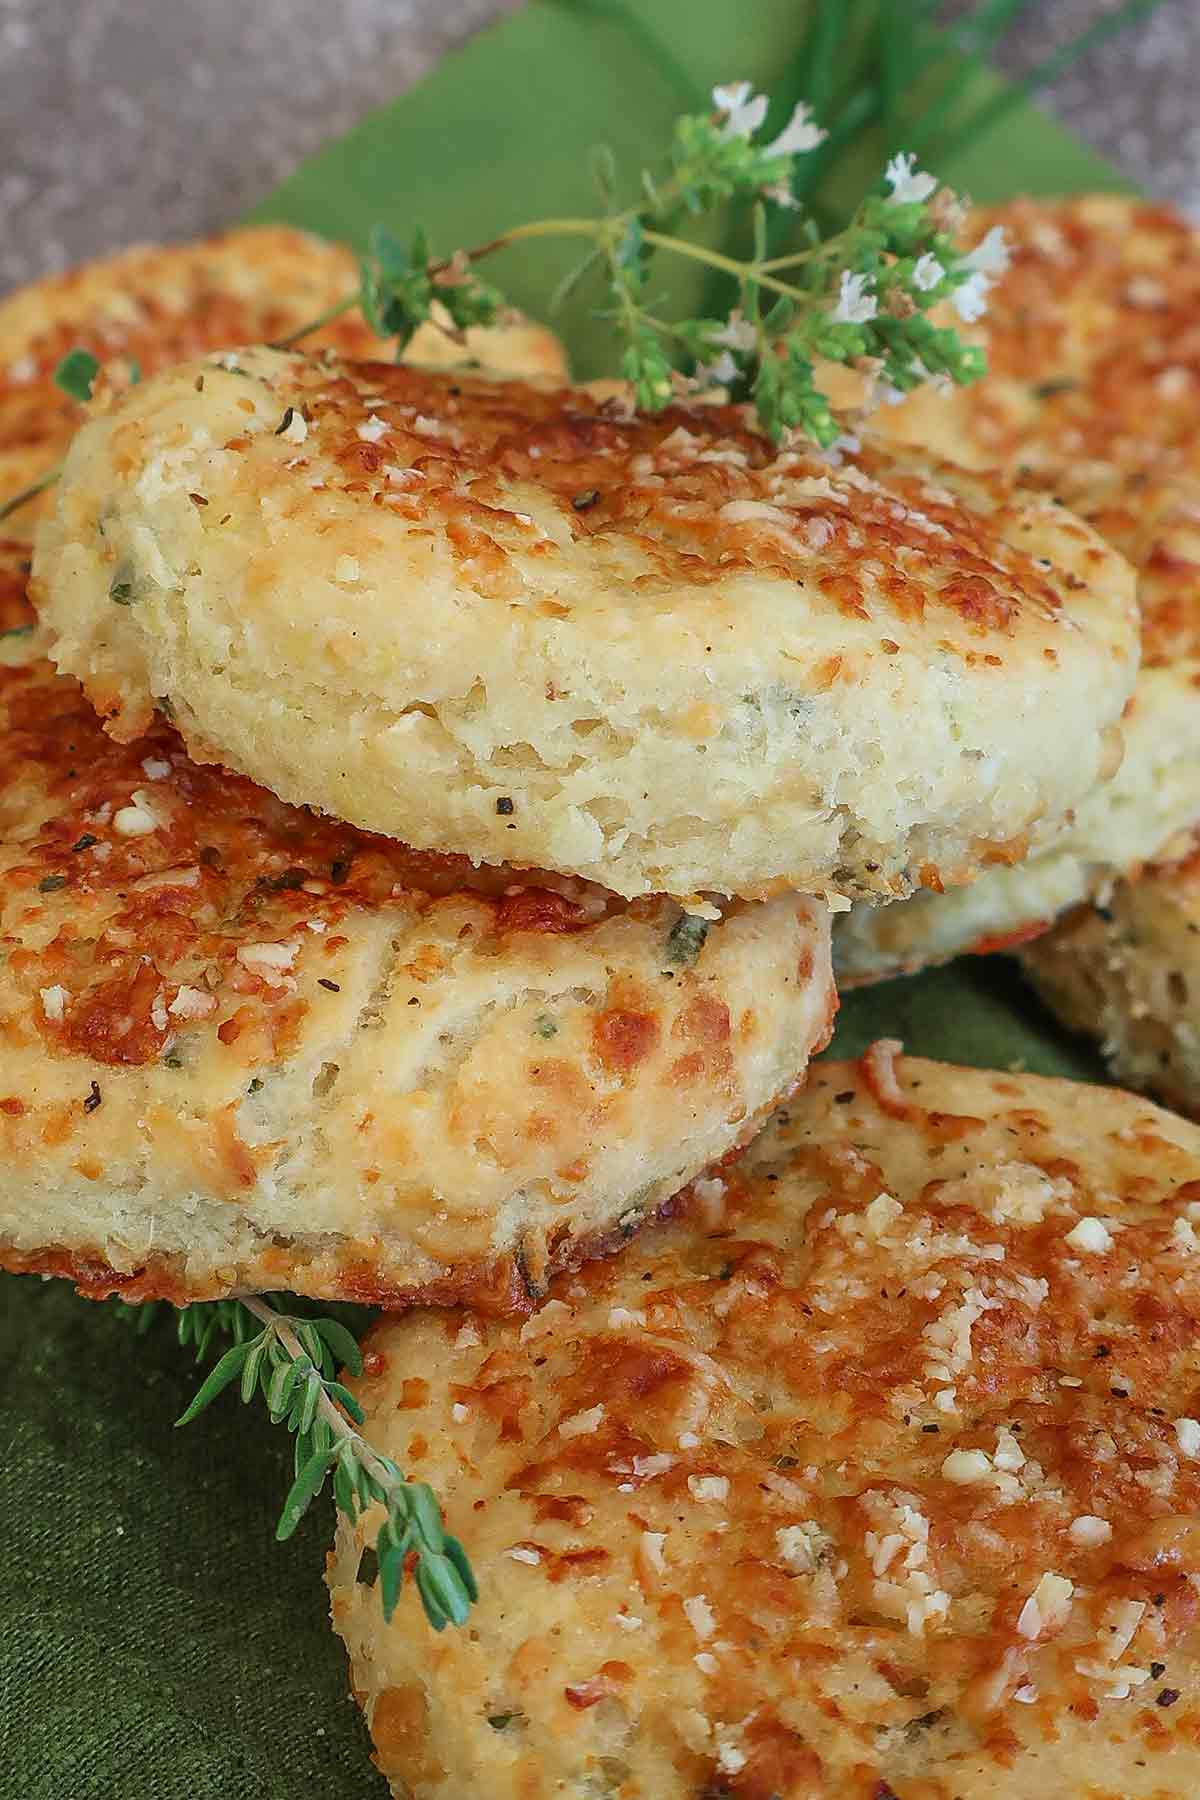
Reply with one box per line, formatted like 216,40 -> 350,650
831,270 -> 877,325
762,181 -> 800,211
951,226 -> 1010,321
912,253 -> 945,292
712,312 -> 757,352
764,101 -> 825,157
712,81 -> 768,140
697,350 -> 741,387
963,225 -> 1011,278
884,152 -> 937,205
953,272 -> 990,322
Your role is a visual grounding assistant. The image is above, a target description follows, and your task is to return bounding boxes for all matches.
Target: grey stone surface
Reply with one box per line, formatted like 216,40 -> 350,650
0,0 -> 1195,294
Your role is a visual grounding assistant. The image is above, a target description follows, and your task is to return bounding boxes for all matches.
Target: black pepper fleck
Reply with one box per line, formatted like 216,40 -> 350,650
318,978 -> 341,993
495,797 -> 514,815
1158,1688 -> 1181,1708
71,834 -> 99,852
83,1081 -> 102,1113
38,875 -> 68,892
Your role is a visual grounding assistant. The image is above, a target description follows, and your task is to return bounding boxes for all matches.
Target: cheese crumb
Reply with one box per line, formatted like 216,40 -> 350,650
506,1547 -> 540,1565
519,1299 -> 571,1342
632,1453 -> 674,1480
451,1403 -> 470,1423
684,1595 -> 715,1640
640,1531 -> 667,1576
1069,1515 -> 1112,1547
864,1192 -> 903,1237
280,409 -> 308,444
613,1613 -> 643,1632
236,941 -> 297,985
1017,1573 -> 1074,1640
775,1521 -> 831,1574
607,1307 -> 645,1329
334,555 -> 360,584
356,414 -> 389,443
559,1404 -> 604,1439
942,1448 -> 992,1484
1174,1417 -> 1200,1458
140,756 -> 172,780
1065,1216 -> 1113,1253
1172,1217 -> 1199,1253
689,1476 -> 730,1503
993,1427 -> 1025,1473
169,985 -> 217,1020
113,802 -> 158,837
39,984 -> 68,1022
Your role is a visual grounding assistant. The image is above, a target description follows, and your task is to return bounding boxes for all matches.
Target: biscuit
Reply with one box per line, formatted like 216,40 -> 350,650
329,1045 -> 1200,1799
33,347 -> 1139,903
0,643 -> 834,1306
1021,834 -> 1200,1119
0,224 -> 566,549
836,199 -> 1200,984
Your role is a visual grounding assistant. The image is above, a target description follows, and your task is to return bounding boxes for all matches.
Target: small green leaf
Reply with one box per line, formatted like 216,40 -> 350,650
312,1316 -> 363,1376
241,1338 -> 267,1403
378,1541 -> 407,1621
175,1339 -> 255,1426
408,1482 -> 447,1554
333,1454 -> 359,1518
109,567 -> 136,606
276,1446 -> 336,1541
54,348 -> 101,404
415,1553 -> 472,1631
443,1534 -> 480,1604
664,913 -> 709,967
296,1369 -> 322,1438
326,1380 -> 365,1425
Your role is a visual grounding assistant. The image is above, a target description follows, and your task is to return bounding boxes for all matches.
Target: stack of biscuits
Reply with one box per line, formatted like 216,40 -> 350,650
5,201 -> 1200,1798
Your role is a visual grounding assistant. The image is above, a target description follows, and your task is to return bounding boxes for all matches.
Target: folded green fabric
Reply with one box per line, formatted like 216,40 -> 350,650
1,4 -> 1126,1793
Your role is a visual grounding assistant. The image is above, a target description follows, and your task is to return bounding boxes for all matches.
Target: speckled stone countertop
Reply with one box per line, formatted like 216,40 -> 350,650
0,0 -> 1195,293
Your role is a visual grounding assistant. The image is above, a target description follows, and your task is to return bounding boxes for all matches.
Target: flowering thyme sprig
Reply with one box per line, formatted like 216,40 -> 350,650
0,83 -> 1003,530
266,88 -> 1002,446
134,1293 -> 477,1630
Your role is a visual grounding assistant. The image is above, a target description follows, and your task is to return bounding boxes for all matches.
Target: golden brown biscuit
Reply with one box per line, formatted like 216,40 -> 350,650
0,224 -> 567,548
33,347 -> 1138,904
330,1047 -> 1200,1799
0,643 -> 834,1307
837,198 -> 1200,984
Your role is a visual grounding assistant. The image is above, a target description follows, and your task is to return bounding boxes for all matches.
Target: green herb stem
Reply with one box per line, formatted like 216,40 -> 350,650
0,461 -> 64,525
269,294 -> 358,351
238,1296 -> 395,1494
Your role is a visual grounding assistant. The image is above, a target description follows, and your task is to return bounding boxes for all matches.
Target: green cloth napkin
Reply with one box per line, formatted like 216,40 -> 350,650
1,5 -> 1131,1794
